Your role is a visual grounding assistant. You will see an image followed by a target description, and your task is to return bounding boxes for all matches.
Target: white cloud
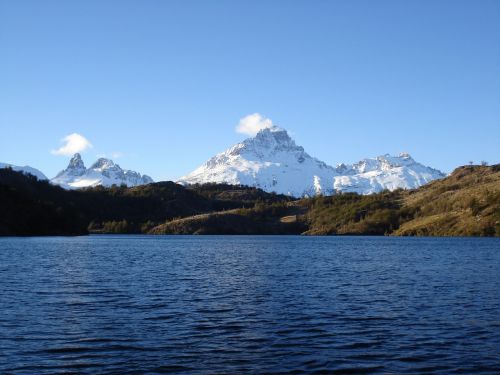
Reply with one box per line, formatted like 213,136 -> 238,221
51,133 -> 93,156
235,113 -> 274,136
111,152 -> 124,159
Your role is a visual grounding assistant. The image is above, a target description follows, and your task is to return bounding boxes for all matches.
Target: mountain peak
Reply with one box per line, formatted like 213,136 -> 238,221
68,153 -> 85,170
56,153 -> 86,178
398,152 -> 412,159
257,125 -> 285,134
90,158 -> 115,170
243,126 -> 304,156
178,126 -> 335,195
254,126 -> 289,140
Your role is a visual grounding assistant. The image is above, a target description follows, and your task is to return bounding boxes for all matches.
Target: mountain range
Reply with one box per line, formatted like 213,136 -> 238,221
50,153 -> 153,189
178,126 -> 445,196
1,126 -> 446,195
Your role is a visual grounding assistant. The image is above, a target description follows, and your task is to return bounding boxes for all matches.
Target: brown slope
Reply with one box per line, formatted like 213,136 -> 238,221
395,164 -> 500,236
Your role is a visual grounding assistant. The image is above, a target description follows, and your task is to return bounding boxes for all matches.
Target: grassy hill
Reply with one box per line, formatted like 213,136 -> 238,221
395,165 -> 500,236
302,164 -> 499,236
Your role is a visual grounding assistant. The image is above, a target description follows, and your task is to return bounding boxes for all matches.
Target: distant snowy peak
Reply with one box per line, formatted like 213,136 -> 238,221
51,154 -> 153,189
0,162 -> 48,180
55,153 -> 86,178
178,127 -> 445,196
90,157 -> 116,170
332,153 -> 445,195
338,153 -> 432,174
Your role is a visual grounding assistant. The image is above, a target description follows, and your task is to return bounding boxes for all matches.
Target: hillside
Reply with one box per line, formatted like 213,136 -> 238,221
0,169 -> 291,236
395,164 -> 500,236
154,164 -> 500,237
1,164 -> 498,236
303,164 -> 499,236
150,202 -> 307,235
0,170 -> 88,235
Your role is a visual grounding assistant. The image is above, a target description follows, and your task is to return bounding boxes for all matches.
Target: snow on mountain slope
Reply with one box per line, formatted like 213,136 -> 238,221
51,153 -> 153,189
178,127 -> 337,197
332,153 -> 445,194
177,127 -> 445,196
0,162 -> 48,180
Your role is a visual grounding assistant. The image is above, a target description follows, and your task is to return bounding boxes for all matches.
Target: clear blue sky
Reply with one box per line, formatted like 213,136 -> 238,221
1,0 -> 499,180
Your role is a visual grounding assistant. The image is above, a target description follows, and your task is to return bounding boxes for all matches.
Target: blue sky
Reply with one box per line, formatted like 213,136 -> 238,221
1,0 -> 499,180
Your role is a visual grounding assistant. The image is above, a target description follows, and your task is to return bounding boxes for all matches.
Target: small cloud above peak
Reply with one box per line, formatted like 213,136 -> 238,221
236,113 -> 274,136
51,133 -> 92,156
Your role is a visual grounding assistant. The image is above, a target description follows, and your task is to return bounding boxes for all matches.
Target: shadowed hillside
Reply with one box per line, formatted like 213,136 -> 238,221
149,202 -> 307,235
0,168 -> 292,235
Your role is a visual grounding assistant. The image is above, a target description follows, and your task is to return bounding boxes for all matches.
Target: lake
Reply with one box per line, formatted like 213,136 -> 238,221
0,236 -> 499,373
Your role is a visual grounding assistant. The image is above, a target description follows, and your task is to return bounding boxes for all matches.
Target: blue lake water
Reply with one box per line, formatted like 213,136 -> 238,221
0,235 -> 499,374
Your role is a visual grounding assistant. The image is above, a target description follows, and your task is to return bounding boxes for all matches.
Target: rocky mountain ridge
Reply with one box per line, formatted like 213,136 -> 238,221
50,153 -> 153,189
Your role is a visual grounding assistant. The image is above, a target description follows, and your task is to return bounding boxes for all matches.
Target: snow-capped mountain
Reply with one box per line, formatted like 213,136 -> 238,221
51,153 -> 153,189
177,127 -> 445,196
0,162 -> 48,180
332,153 -> 445,194
178,127 -> 337,196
